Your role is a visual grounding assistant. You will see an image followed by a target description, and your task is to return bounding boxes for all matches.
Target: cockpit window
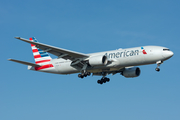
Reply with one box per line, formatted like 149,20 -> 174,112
163,49 -> 170,51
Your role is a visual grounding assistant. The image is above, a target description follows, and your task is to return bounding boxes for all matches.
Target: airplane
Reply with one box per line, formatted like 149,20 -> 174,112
8,37 -> 174,84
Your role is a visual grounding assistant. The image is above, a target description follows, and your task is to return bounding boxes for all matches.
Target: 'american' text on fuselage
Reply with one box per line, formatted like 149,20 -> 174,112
105,50 -> 139,59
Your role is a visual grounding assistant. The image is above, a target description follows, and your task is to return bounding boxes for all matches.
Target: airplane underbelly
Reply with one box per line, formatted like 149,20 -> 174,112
54,62 -> 78,74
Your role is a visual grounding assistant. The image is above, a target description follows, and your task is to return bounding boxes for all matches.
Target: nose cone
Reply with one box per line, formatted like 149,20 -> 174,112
169,51 -> 174,57
163,51 -> 174,59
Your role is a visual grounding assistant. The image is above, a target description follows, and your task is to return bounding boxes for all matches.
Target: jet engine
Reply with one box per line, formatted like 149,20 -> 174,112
122,67 -> 141,78
89,55 -> 108,66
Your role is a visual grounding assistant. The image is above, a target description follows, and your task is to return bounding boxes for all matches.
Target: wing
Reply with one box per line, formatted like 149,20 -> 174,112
15,37 -> 89,61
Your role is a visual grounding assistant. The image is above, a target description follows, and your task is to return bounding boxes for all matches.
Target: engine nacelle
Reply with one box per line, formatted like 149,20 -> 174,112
89,55 -> 108,66
122,67 -> 141,78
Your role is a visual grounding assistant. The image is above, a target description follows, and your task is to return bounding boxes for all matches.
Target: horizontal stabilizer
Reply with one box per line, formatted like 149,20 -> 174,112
8,59 -> 41,67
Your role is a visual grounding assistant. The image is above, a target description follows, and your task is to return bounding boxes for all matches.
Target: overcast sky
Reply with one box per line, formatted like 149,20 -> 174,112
1,0 -> 180,120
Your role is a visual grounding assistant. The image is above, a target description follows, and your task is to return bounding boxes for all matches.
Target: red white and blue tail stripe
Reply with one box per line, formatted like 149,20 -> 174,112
30,37 -> 53,70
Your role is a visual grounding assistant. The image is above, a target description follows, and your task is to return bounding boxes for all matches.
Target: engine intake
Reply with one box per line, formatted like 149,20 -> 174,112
122,67 -> 141,78
89,55 -> 108,66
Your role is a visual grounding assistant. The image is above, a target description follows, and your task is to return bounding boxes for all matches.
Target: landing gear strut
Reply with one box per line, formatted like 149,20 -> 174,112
155,61 -> 163,72
97,77 -> 110,85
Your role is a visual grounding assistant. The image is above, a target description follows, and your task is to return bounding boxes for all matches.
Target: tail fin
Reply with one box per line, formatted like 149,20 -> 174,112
30,37 -> 52,65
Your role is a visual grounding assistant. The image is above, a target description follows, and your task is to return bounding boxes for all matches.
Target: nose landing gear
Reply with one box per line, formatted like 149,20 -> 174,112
155,61 -> 163,72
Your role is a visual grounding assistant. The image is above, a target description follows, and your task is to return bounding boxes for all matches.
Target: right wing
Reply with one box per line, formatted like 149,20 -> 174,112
15,37 -> 89,61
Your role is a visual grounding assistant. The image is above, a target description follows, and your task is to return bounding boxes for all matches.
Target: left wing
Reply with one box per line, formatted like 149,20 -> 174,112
15,37 -> 89,61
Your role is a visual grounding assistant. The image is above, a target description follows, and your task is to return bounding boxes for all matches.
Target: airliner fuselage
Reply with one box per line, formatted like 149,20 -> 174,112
32,46 -> 173,74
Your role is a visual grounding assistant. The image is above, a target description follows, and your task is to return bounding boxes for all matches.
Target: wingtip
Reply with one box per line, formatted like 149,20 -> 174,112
14,37 -> 21,39
7,58 -> 12,61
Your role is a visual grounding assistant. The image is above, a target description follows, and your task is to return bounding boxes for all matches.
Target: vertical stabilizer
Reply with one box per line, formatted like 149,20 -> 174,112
30,37 -> 52,66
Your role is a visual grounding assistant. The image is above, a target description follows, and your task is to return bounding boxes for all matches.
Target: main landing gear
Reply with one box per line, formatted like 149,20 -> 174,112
78,72 -> 91,78
97,77 -> 110,85
78,71 -> 110,85
155,61 -> 163,72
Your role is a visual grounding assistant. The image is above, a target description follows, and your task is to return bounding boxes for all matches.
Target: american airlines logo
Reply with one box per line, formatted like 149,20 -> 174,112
105,50 -> 139,59
141,47 -> 147,54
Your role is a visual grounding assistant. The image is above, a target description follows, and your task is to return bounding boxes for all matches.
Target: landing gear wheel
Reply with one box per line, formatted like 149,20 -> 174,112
155,68 -> 160,72
97,80 -> 101,84
101,78 -> 106,83
78,74 -> 84,78
97,77 -> 110,84
78,74 -> 82,78
103,79 -> 107,83
106,78 -> 110,82
78,72 -> 91,79
97,80 -> 103,84
87,72 -> 91,76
